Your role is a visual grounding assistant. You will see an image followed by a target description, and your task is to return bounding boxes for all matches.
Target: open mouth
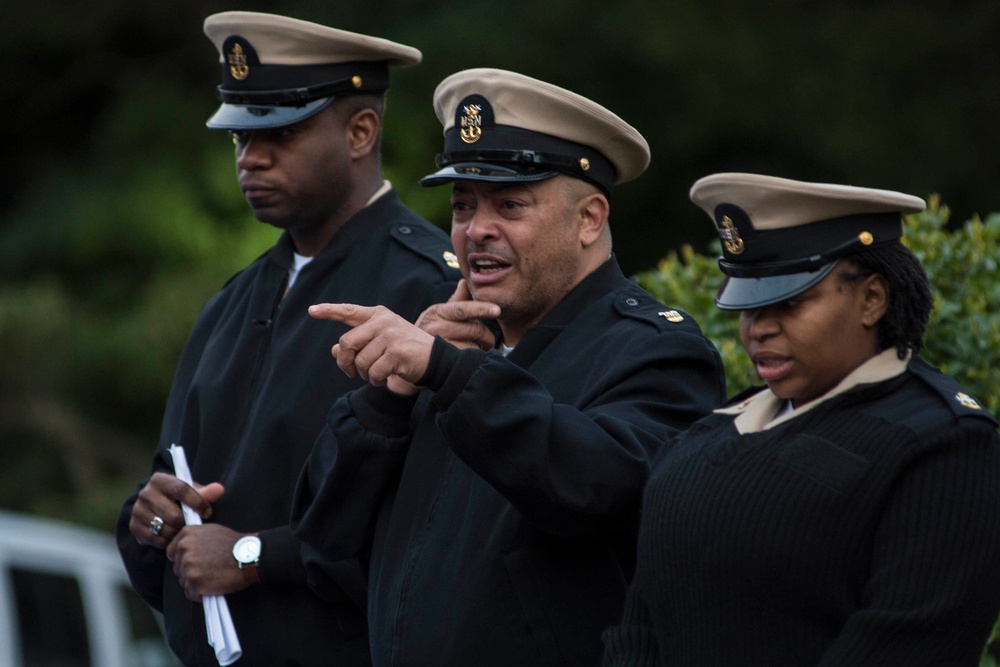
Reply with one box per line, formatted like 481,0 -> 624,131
753,354 -> 793,382
466,253 -> 514,285
471,258 -> 510,274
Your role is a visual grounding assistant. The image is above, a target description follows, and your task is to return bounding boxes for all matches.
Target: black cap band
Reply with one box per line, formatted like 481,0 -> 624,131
719,233 -> 886,278
217,61 -> 390,106
715,206 -> 902,278
436,125 -> 615,194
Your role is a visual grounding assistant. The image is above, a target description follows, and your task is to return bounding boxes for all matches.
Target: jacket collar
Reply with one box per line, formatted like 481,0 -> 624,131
268,182 -> 397,271
718,347 -> 911,434
506,256 -> 627,366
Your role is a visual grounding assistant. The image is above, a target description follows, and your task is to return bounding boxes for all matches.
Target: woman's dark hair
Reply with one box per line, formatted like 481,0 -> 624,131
839,242 -> 933,358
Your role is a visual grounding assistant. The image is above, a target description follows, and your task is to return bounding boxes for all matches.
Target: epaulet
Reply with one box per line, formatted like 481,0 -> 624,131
908,357 -> 997,427
611,285 -> 701,333
388,222 -> 462,277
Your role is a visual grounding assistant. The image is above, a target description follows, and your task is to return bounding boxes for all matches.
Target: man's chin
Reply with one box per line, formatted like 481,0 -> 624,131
249,209 -> 293,229
467,283 -> 502,305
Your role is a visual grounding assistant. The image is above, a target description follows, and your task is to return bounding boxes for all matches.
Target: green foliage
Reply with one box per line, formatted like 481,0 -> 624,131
634,197 -> 1000,419
633,241 -> 754,396
0,141 -> 278,529
910,197 -> 1000,417
984,617 -> 1000,667
634,199 -> 1000,665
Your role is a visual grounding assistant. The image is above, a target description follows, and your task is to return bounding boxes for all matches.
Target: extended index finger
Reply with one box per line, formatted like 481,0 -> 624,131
308,303 -> 378,326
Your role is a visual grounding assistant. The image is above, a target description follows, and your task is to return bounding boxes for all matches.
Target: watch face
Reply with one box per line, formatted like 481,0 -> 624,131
233,536 -> 261,563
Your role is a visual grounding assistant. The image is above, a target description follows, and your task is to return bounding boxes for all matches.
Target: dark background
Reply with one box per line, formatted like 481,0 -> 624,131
2,0 -> 998,526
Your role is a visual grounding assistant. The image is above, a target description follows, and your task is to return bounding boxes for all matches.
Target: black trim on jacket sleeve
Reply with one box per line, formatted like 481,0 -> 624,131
255,526 -> 305,584
348,385 -> 419,437
417,337 -> 462,391
429,346 -> 488,412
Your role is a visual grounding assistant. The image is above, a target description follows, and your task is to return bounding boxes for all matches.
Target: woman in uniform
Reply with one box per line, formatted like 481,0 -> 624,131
603,173 -> 1000,666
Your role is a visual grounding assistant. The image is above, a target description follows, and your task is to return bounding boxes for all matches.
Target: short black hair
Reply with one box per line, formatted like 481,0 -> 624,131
334,92 -> 385,120
841,242 -> 933,358
329,92 -> 385,153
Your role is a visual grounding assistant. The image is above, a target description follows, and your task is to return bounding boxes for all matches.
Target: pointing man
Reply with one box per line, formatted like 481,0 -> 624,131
293,68 -> 726,665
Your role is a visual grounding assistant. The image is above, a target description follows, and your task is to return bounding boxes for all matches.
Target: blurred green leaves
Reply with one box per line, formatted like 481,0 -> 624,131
0,130 -> 277,526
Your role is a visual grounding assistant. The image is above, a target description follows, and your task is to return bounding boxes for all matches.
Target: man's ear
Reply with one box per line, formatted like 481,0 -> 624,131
577,193 -> 610,248
347,108 -> 380,159
859,273 -> 890,328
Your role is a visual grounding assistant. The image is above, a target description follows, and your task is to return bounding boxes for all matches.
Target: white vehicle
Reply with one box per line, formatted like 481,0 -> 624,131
0,510 -> 180,667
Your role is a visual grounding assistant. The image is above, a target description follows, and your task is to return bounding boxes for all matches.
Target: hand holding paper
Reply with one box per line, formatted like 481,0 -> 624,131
169,444 -> 243,666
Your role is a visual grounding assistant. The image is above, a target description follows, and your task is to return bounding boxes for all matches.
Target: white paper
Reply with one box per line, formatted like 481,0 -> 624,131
170,444 -> 243,665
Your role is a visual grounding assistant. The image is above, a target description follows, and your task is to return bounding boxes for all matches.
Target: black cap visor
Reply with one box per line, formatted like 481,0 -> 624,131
715,260 -> 838,311
206,96 -> 335,130
419,162 -> 559,188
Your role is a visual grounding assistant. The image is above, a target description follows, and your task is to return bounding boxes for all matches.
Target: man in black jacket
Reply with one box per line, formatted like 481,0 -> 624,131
116,12 -> 459,666
292,68 -> 727,666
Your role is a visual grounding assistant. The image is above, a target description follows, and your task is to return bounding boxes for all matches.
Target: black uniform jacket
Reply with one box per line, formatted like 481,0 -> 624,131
292,258 -> 726,666
603,353 -> 1000,666
116,190 -> 461,667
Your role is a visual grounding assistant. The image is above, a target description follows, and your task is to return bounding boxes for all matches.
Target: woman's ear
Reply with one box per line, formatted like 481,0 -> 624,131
859,273 -> 890,328
347,108 -> 380,159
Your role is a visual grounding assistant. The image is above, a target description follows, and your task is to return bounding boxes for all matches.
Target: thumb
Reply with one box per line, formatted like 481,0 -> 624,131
447,279 -> 472,303
196,482 -> 225,504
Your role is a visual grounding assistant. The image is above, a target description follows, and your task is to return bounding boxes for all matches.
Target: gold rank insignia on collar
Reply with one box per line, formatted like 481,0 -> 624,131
443,251 -> 460,269
658,310 -> 684,323
955,392 -> 983,410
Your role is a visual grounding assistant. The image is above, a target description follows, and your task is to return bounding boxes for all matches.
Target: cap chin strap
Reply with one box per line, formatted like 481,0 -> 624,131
437,148 -> 582,171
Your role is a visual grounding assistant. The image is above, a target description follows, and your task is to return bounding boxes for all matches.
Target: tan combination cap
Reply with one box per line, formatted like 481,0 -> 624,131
419,68 -> 650,195
203,11 -> 421,130
689,172 -> 925,310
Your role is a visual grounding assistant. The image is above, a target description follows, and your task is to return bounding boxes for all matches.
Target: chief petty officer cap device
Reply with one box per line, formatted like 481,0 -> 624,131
203,11 -> 422,131
419,68 -> 651,196
689,172 -> 925,311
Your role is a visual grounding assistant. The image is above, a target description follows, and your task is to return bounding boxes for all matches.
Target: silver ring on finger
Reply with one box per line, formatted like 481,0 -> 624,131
149,516 -> 165,536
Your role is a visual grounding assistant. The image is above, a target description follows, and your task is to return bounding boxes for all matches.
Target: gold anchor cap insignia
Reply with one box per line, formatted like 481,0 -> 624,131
720,215 -> 744,255
955,392 -> 982,410
460,103 -> 483,144
228,43 -> 250,81
658,310 -> 685,323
